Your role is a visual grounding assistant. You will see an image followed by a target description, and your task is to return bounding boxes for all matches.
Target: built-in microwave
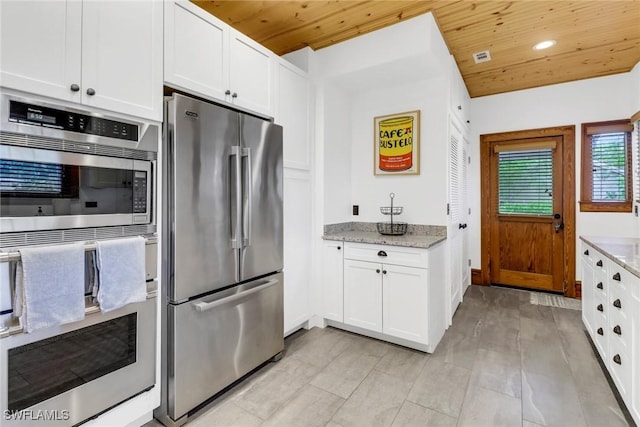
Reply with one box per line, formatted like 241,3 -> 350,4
0,93 -> 158,234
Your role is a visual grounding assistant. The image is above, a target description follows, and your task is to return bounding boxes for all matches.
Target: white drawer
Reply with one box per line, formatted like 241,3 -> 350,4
343,242 -> 428,269
608,338 -> 631,401
608,306 -> 630,354
581,243 -> 595,266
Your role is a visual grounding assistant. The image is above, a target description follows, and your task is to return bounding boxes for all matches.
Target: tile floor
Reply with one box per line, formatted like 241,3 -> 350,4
147,285 -> 632,427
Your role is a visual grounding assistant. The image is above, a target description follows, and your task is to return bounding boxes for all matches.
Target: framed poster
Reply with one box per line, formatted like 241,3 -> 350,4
374,110 -> 420,175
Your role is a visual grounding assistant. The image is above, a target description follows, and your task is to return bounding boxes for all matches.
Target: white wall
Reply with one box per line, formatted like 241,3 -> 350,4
347,76 -> 449,225
469,72 -> 637,279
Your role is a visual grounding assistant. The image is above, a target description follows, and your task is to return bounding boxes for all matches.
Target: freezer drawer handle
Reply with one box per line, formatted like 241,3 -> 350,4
192,279 -> 279,313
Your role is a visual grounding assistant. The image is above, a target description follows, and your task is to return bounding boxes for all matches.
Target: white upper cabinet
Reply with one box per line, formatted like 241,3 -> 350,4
449,55 -> 470,126
0,0 -> 163,121
164,1 -> 274,116
164,1 -> 229,102
275,60 -> 312,170
229,30 -> 274,114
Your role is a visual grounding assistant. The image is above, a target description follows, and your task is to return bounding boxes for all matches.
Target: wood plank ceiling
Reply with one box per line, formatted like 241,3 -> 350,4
192,1 -> 640,98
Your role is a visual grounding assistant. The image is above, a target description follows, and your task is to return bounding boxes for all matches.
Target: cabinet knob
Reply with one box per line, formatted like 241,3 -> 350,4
86,88 -> 96,96
583,250 -> 589,256
377,250 -> 387,257
225,89 -> 231,95
596,282 -> 603,290
596,260 -> 603,267
383,270 -> 387,275
597,327 -> 604,336
376,269 -> 381,274
613,299 -> 621,309
337,246 -> 341,250
457,105 -> 462,110
613,325 -> 621,335
613,354 -> 621,365
597,304 -> 603,312
70,83 -> 80,92
232,92 -> 238,99
612,272 -> 621,281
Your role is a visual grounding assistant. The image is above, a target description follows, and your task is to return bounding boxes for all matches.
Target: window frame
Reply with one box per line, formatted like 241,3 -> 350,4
580,119 -> 633,213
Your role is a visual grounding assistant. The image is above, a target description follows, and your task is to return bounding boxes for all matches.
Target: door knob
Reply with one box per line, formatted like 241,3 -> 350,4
596,282 -> 603,289
597,327 -> 603,336
612,272 -> 621,281
70,83 -> 80,92
232,92 -> 238,99
376,269 -> 380,274
613,299 -> 621,309
596,260 -> 603,267
584,250 -> 589,256
86,88 -> 96,96
553,213 -> 564,233
613,325 -> 621,335
613,354 -> 621,365
597,304 -> 603,312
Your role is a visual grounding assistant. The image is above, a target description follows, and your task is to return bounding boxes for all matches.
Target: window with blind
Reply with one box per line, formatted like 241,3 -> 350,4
580,120 -> 633,212
498,149 -> 553,215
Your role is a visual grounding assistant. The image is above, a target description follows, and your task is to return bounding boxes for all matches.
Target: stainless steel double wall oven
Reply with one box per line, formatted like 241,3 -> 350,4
0,91 -> 159,426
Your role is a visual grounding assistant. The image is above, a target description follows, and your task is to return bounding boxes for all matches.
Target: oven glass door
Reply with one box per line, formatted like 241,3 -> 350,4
8,313 -> 137,412
0,145 -> 151,232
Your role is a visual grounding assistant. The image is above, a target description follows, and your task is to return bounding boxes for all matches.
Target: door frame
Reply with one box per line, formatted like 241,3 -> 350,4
480,125 -> 576,297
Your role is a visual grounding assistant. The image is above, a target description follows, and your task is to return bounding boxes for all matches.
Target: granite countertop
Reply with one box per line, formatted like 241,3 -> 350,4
580,235 -> 640,278
323,222 -> 447,249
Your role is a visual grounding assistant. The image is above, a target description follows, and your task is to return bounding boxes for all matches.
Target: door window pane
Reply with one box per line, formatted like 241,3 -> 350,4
498,149 -> 553,215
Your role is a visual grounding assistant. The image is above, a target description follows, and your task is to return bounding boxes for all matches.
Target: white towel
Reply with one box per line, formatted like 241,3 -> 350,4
95,236 -> 147,312
14,243 -> 85,333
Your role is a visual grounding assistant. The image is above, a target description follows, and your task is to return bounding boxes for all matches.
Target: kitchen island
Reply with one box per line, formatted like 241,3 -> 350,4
579,235 -> 640,426
321,222 -> 448,352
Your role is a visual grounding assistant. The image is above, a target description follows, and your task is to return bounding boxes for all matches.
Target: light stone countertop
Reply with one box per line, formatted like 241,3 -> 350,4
322,222 -> 447,249
580,235 -> 640,279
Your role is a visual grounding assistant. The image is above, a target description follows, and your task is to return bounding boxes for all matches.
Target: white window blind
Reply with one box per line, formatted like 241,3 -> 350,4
498,149 -> 553,215
590,132 -> 628,201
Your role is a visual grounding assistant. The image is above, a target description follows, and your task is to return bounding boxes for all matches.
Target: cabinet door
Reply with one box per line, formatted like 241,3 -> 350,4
383,264 -> 429,343
581,257 -> 595,335
322,241 -> 344,322
632,294 -> 640,425
283,169 -> 312,334
448,117 -> 464,318
0,0 -> 82,101
81,0 -> 163,121
276,60 -> 311,170
229,29 -> 274,115
344,259 -> 382,332
164,1 -> 229,103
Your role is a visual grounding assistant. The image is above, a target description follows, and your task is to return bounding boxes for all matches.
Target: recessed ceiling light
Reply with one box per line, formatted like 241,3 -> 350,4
533,40 -> 556,50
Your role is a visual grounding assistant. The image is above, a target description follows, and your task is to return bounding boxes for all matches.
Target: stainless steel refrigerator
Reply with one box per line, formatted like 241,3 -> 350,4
155,93 -> 284,426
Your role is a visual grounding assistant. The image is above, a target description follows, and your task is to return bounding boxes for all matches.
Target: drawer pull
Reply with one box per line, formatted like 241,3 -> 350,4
613,354 -> 621,365
376,269 -> 381,274
584,249 -> 589,256
337,246 -> 341,250
613,325 -> 621,335
377,250 -> 387,257
597,327 -> 604,336
597,304 -> 603,312
596,282 -> 603,290
613,299 -> 621,309
612,272 -> 621,281
596,260 -> 603,267
382,270 -> 387,275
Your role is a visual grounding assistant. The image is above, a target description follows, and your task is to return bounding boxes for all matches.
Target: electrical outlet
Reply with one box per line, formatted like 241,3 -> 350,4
353,205 -> 359,215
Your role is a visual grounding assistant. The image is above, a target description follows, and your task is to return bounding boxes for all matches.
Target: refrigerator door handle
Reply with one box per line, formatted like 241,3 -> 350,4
242,147 -> 252,248
230,146 -> 242,251
192,279 -> 279,312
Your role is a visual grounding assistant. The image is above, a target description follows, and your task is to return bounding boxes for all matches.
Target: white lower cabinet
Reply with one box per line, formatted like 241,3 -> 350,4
581,240 -> 639,426
326,241 -> 446,352
344,259 -> 383,332
322,241 -> 344,322
382,264 -> 428,343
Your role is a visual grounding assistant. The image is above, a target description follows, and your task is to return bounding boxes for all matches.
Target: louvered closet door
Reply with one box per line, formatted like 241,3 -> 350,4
488,137 -> 565,292
449,120 -> 464,313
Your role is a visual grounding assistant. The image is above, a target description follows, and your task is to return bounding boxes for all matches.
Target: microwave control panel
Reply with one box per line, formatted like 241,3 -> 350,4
9,100 -> 138,141
132,171 -> 148,213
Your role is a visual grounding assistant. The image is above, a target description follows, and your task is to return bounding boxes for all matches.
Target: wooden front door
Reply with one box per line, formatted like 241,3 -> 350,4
480,126 -> 576,296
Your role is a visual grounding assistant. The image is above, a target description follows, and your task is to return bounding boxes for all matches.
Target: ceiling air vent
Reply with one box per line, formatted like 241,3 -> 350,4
473,50 -> 491,64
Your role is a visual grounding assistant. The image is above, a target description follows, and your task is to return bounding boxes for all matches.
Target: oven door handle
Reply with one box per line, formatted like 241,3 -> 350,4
192,279 -> 279,312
